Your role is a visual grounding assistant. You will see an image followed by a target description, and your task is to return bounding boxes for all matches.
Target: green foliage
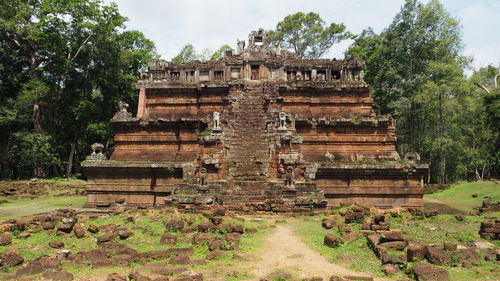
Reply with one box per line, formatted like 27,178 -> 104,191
268,12 -> 351,58
347,0 -> 498,182
172,43 -> 197,63
210,44 -> 232,60
6,132 -> 60,178
0,0 -> 157,179
172,44 -> 233,63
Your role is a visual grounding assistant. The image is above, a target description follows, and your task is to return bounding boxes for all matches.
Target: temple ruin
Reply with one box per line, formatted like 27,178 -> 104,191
82,29 -> 428,211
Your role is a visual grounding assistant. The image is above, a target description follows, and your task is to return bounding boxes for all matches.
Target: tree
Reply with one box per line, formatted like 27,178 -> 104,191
172,44 -> 197,63
210,45 -> 232,60
171,44 -> 233,63
346,0 -> 468,183
268,12 -> 351,58
0,0 -> 157,178
469,65 -> 500,179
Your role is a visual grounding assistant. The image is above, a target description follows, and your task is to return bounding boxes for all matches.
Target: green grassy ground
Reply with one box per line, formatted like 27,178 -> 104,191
0,208 -> 270,280
424,181 -> 500,213
0,177 -> 86,220
293,216 -> 400,279
0,194 -> 86,220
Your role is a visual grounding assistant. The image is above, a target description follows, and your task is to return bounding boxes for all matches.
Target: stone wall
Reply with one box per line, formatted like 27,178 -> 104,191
82,29 -> 427,211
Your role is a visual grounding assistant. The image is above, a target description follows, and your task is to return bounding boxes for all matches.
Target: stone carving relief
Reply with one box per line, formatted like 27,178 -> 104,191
212,112 -> 221,131
86,143 -> 106,161
278,112 -> 287,130
113,101 -> 132,120
236,39 -> 245,55
325,151 -> 335,162
404,152 -> 421,162
119,101 -> 129,112
304,163 -> 319,180
198,167 -> 207,186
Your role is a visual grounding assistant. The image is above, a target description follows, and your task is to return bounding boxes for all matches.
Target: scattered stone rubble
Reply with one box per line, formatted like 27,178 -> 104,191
0,206 -> 265,281
479,218 -> 500,240
0,179 -> 84,199
319,205 -> 500,280
477,199 -> 500,214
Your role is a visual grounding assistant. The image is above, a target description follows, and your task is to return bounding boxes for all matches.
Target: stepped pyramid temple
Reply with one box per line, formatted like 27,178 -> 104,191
82,29 -> 428,211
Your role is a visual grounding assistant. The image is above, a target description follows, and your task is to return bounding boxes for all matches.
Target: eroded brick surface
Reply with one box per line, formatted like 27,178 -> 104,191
82,29 -> 428,211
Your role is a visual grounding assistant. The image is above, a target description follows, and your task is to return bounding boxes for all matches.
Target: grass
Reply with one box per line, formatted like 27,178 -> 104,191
391,214 -> 480,245
70,211 -> 269,279
0,193 -> 86,220
391,212 -> 500,280
425,181 -> 500,213
0,207 -> 271,280
293,216 -> 399,278
42,177 -> 87,186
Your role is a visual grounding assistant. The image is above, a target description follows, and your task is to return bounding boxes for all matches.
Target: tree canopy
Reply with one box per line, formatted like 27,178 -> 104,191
0,0 -> 156,178
171,44 -> 232,63
268,12 -> 351,58
347,0 -> 498,182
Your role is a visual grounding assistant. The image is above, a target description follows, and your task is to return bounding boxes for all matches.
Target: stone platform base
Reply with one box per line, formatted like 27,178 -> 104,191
82,161 -> 426,211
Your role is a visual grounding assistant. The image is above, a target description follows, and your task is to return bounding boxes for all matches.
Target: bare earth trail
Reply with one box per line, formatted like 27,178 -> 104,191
249,224 -> 393,281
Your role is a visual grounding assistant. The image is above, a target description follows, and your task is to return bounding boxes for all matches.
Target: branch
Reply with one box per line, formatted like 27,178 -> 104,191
494,73 -> 499,89
6,31 -> 22,48
475,82 -> 490,94
68,33 -> 93,62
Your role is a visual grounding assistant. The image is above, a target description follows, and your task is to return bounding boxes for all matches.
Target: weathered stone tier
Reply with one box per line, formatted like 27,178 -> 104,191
82,29 -> 427,211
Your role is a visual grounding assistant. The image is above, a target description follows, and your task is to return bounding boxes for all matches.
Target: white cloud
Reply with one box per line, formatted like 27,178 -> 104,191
465,42 -> 500,70
106,0 -> 499,71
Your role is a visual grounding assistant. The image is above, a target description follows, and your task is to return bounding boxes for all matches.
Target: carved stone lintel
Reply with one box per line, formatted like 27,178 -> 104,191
278,152 -> 303,165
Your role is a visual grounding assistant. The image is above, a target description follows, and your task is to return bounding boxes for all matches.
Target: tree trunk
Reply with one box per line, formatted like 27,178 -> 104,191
66,142 -> 76,179
33,102 -> 42,133
481,164 -> 486,180
438,90 -> 446,184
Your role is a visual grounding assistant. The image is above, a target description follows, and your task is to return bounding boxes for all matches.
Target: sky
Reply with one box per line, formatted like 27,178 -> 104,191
104,0 -> 500,72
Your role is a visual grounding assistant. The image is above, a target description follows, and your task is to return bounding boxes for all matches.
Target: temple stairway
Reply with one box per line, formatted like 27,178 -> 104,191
167,82 -> 327,211
225,83 -> 270,181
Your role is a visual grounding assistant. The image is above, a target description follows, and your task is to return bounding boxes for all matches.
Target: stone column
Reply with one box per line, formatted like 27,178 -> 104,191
137,88 -> 147,118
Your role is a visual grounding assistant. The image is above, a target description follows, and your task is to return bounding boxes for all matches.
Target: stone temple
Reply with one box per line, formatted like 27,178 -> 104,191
82,29 -> 428,211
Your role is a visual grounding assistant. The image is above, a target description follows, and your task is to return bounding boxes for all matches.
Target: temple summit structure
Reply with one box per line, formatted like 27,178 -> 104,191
82,29 -> 428,211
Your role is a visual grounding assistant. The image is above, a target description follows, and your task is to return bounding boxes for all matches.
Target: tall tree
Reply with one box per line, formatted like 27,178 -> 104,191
0,0 -> 156,178
347,0 -> 467,183
268,12 -> 351,58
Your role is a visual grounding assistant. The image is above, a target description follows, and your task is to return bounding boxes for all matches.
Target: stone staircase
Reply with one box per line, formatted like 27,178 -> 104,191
219,181 -> 327,212
225,83 -> 270,181
164,82 -> 327,212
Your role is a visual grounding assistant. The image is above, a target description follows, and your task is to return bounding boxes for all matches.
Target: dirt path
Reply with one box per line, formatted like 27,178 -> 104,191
249,224 -> 392,281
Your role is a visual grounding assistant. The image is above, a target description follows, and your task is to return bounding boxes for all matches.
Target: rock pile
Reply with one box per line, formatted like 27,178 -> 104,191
361,214 -> 389,231
478,199 -> 500,214
479,219 -> 500,240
